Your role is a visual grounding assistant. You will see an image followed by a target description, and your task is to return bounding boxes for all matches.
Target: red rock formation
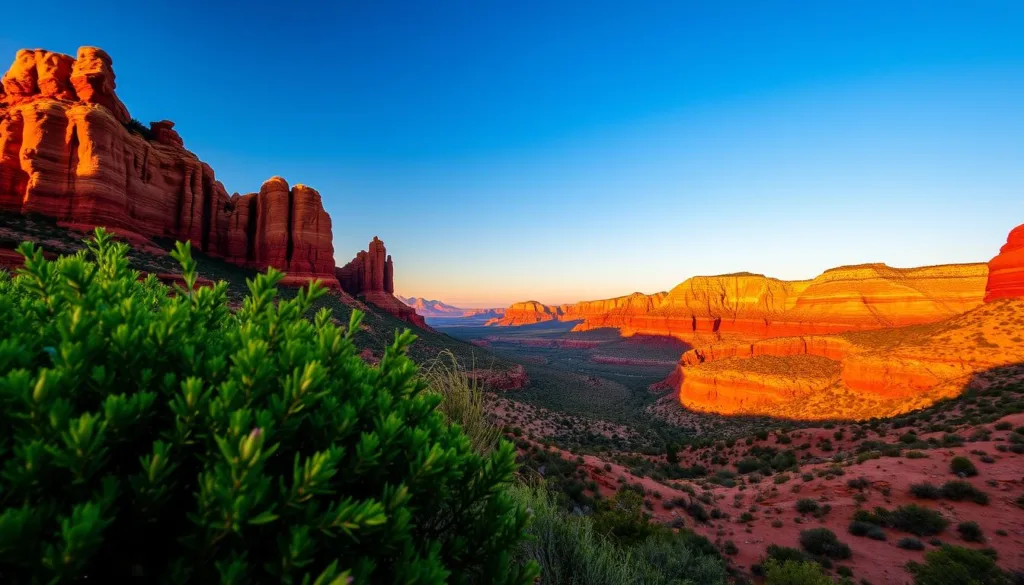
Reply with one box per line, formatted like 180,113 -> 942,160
338,237 -> 426,328
0,47 -> 337,286
985,223 -> 1024,302
491,264 -> 988,339
486,300 -> 565,326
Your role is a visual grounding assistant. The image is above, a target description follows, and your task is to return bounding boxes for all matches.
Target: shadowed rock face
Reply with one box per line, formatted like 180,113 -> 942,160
985,223 -> 1024,302
0,47 -> 336,286
338,237 -> 426,328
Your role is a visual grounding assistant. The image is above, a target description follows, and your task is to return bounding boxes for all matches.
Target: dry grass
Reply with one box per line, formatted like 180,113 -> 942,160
422,350 -> 503,454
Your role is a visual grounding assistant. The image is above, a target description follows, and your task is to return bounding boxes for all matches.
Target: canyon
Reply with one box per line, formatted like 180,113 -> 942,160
483,229 -> 1024,419
0,46 -> 423,326
398,296 -> 505,320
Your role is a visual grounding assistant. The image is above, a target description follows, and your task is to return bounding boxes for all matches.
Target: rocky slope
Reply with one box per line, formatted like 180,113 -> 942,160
985,222 -> 1024,302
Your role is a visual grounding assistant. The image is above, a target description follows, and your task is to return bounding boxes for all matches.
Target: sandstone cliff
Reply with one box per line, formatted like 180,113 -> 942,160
0,47 -> 337,285
338,237 -> 427,328
491,264 -> 988,339
985,223 -> 1024,302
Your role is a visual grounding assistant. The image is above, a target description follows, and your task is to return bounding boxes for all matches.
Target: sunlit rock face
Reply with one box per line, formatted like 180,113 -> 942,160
985,223 -> 1024,302
0,47 -> 336,286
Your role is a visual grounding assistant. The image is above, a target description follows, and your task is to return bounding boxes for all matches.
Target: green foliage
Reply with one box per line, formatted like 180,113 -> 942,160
855,505 -> 949,537
796,499 -> 820,515
957,522 -> 984,543
423,350 -> 502,454
898,537 -> 925,551
763,558 -> 834,585
0,230 -> 537,584
910,483 -> 942,499
123,118 -> 155,141
950,456 -> 978,477
906,545 -> 1009,585
509,483 -> 726,585
799,528 -> 851,559
940,481 -> 989,505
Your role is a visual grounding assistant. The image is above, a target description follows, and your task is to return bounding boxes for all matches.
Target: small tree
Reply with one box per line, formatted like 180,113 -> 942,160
0,230 -> 538,584
907,545 -> 1008,585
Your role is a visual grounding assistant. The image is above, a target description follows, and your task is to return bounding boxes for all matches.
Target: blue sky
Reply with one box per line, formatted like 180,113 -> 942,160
4,1 -> 1023,307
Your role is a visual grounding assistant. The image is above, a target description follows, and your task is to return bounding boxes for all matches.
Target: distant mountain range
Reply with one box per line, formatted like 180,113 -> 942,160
397,296 -> 505,320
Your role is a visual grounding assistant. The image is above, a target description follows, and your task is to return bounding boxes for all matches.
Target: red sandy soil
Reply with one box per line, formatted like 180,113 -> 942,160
515,412 -> 1024,584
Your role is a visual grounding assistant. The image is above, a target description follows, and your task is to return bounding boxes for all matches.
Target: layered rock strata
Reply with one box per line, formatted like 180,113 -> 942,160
985,223 -> 1024,302
338,237 -> 426,328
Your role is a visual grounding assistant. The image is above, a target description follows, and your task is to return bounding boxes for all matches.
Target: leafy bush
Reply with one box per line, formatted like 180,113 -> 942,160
886,505 -> 950,537
765,544 -> 808,565
848,520 -> 874,537
957,521 -> 984,543
510,484 -> 727,585
763,559 -> 833,585
123,118 -> 156,140
796,499 -> 820,514
799,528 -> 851,559
950,456 -> 978,477
898,537 -> 925,551
940,481 -> 989,505
910,483 -> 942,499
906,545 -> 1009,585
0,232 -> 537,584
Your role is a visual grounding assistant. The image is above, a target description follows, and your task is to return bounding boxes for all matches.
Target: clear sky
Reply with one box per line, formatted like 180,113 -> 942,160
4,1 -> 1023,307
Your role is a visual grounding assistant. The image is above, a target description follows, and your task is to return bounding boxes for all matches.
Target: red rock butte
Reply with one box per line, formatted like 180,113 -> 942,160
0,46 -> 424,326
985,222 -> 1024,302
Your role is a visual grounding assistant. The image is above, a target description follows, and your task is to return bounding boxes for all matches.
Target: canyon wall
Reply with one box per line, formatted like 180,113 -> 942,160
666,219 -> 1024,420
985,223 -> 1024,302
490,263 -> 988,339
0,48 -> 337,286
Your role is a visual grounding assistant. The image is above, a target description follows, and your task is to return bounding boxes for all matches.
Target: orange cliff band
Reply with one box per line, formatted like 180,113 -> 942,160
0,46 -> 426,327
985,223 -> 1024,302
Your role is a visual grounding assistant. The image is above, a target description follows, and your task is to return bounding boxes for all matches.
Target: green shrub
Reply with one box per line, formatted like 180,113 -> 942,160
848,520 -> 873,537
886,505 -> 950,536
763,558 -> 833,585
957,521 -> 984,543
950,456 -> 978,477
799,528 -> 851,559
910,483 -> 942,499
765,544 -> 808,564
940,481 -> 989,505
898,537 -> 925,551
510,484 -> 728,585
0,232 -> 537,584
796,499 -> 820,514
906,545 -> 1008,585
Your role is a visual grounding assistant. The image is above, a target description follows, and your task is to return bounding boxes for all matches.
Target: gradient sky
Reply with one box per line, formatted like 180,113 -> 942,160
4,1 -> 1023,307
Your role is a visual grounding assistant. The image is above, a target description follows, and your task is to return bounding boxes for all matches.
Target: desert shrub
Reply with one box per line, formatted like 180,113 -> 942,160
887,505 -> 950,536
994,422 -> 1012,431
509,484 -> 644,584
799,528 -> 851,559
846,477 -> 870,490
940,481 -> 989,505
906,545 -> 1009,585
910,483 -> 942,499
950,456 -> 978,477
765,544 -> 808,565
898,537 -> 925,551
796,499 -> 820,514
906,450 -> 929,459
0,232 -> 537,584
123,118 -> 155,140
512,484 -> 728,585
866,525 -> 887,541
957,521 -> 984,543
762,558 -> 833,585
848,521 -> 874,537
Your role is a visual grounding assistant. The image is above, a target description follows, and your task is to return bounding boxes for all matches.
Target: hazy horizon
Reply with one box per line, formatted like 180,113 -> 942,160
4,1 -> 1023,308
